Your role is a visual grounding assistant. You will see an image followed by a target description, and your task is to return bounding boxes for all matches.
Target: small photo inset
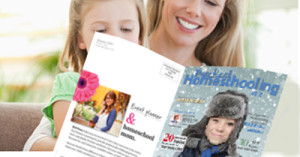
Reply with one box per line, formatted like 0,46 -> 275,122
71,85 -> 130,137
169,113 -> 182,125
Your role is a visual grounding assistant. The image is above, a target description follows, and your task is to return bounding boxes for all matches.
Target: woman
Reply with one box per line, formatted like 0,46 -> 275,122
93,91 -> 117,132
147,0 -> 245,67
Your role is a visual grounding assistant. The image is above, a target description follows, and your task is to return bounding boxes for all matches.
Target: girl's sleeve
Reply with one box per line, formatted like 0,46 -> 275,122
42,72 -> 79,138
101,109 -> 117,132
23,72 -> 80,151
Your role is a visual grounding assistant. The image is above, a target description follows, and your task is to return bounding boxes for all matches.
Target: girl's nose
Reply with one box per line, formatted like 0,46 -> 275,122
107,30 -> 119,37
216,122 -> 225,132
186,0 -> 202,17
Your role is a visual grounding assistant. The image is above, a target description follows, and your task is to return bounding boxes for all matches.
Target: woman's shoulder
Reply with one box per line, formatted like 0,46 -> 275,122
109,108 -> 117,116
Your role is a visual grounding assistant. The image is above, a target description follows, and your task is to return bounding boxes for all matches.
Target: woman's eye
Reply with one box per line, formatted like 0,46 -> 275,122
205,0 -> 217,6
121,28 -> 132,32
96,29 -> 107,33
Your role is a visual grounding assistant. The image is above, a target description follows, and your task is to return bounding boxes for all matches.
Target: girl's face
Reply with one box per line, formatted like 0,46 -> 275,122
78,0 -> 140,51
105,95 -> 115,106
159,0 -> 225,47
205,117 -> 236,145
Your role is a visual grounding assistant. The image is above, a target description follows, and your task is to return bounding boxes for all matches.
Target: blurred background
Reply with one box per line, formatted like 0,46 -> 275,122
0,0 -> 298,156
0,0 -> 70,102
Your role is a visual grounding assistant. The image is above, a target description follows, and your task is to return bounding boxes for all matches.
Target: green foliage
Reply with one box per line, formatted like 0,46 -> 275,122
242,0 -> 261,68
82,106 -> 96,121
95,105 -> 102,113
0,51 -> 61,102
36,51 -> 61,75
74,103 -> 96,121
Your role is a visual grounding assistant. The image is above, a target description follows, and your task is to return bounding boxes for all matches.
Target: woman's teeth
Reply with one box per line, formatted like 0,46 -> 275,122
177,17 -> 200,30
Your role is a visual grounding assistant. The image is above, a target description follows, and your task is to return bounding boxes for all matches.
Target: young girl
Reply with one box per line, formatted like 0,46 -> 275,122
178,90 -> 248,157
23,0 -> 146,151
147,0 -> 245,67
93,91 -> 117,132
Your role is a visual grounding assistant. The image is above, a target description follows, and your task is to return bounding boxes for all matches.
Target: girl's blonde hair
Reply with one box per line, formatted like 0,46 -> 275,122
147,0 -> 245,67
59,0 -> 147,72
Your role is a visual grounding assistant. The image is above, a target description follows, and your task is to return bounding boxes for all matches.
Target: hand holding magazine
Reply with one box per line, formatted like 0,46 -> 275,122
54,33 -> 287,157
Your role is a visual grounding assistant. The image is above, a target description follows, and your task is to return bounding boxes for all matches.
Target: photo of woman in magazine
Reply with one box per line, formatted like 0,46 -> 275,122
93,91 -> 117,132
71,85 -> 131,137
177,90 -> 248,157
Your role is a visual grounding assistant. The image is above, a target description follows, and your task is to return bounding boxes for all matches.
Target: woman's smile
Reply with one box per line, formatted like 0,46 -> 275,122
176,17 -> 202,31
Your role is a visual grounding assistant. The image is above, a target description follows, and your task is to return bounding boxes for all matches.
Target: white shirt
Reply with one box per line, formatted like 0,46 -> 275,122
94,113 -> 109,131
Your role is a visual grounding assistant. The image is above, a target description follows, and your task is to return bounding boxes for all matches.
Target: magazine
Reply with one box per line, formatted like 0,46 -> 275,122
153,67 -> 286,157
54,33 -> 287,157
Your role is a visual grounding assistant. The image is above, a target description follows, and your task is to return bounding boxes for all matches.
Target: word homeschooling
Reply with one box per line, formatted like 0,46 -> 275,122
183,69 -> 281,96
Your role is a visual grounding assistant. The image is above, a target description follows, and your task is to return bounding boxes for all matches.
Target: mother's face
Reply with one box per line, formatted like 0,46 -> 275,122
159,0 -> 226,47
105,95 -> 115,106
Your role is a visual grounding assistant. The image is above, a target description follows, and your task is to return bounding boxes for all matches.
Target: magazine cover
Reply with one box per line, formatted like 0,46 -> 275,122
154,67 -> 287,157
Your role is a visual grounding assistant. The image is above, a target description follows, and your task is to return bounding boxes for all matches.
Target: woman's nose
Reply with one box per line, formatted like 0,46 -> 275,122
186,0 -> 202,17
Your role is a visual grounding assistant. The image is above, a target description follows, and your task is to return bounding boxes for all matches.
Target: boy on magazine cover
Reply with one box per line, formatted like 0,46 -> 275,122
177,90 -> 247,157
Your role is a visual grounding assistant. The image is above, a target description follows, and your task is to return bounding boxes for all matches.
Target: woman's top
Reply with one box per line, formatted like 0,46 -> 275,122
93,108 -> 117,132
94,113 -> 109,131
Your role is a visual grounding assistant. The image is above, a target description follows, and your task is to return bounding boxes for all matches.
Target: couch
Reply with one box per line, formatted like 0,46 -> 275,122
0,102 -> 44,151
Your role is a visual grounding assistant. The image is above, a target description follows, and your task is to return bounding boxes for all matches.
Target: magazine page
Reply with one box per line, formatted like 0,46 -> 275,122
154,66 -> 287,157
54,33 -> 185,157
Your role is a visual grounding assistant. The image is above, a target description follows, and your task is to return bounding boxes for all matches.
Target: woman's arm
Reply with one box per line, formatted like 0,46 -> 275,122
96,102 -> 106,116
53,100 -> 71,138
93,103 -> 106,123
101,109 -> 117,132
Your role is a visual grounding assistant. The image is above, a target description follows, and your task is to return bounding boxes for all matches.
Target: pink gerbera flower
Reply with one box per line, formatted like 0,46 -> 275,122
73,70 -> 99,102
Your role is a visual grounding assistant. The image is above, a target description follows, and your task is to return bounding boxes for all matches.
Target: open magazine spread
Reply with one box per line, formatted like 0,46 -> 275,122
54,33 -> 287,157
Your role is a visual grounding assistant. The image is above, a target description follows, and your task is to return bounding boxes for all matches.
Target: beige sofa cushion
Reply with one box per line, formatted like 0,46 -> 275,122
0,103 -> 44,151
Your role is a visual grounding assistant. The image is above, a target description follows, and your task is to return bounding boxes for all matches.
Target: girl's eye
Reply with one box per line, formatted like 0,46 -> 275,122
96,29 -> 107,33
121,28 -> 132,32
205,0 -> 217,6
212,118 -> 219,123
227,122 -> 235,126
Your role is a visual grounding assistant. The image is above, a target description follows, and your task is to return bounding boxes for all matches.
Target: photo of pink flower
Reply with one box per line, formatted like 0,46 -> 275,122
73,70 -> 99,102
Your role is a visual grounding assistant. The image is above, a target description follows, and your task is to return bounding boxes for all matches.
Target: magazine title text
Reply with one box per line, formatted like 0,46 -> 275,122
183,69 -> 281,96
